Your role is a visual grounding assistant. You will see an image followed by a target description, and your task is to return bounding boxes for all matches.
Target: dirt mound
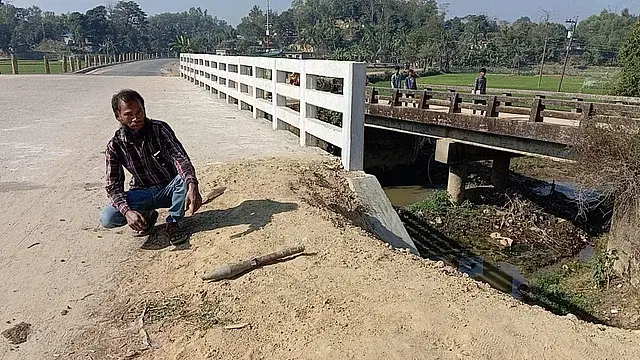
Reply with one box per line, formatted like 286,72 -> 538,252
63,157 -> 640,359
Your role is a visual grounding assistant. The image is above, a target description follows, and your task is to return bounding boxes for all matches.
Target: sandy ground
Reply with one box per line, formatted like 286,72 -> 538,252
65,158 -> 640,360
0,74 -> 320,359
3,72 -> 640,359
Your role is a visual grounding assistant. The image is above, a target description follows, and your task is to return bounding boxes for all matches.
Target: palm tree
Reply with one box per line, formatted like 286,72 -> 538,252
171,35 -> 194,53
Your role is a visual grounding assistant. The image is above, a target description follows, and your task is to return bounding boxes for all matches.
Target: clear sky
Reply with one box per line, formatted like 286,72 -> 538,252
8,0 -> 640,26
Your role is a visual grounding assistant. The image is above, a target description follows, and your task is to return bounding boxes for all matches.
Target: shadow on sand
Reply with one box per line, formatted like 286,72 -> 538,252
141,199 -> 298,250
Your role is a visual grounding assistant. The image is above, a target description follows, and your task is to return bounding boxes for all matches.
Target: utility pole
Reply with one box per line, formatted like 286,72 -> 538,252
558,16 -> 578,92
538,10 -> 552,88
265,0 -> 271,51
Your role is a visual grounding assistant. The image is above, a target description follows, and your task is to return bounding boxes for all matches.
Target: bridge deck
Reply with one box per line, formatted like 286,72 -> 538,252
365,87 -> 640,160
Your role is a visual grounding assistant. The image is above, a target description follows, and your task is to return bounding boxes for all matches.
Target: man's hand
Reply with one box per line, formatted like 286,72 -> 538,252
185,183 -> 202,215
125,210 -> 148,232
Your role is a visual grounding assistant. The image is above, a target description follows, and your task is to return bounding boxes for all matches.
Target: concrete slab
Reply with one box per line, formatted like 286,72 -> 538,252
347,173 -> 419,255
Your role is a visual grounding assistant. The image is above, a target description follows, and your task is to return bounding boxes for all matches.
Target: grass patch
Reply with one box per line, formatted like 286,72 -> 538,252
143,295 -> 190,325
407,190 -> 451,213
528,241 -> 617,319
0,59 -> 65,74
529,265 -> 594,316
196,298 -> 231,330
372,72 -> 608,94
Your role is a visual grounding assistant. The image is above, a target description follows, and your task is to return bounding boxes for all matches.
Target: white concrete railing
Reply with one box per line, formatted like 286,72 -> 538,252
179,53 -> 365,171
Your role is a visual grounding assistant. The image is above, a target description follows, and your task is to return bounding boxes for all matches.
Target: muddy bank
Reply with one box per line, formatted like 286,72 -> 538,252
62,158 -> 640,359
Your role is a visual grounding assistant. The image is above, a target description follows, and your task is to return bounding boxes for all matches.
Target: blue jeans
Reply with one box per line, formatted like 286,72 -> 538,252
100,175 -> 187,228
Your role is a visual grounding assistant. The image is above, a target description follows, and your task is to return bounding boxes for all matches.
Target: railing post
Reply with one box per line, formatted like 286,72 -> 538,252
368,87 -> 377,104
252,64 -> 259,119
62,56 -> 68,73
342,62 -> 366,171
420,89 -> 431,109
581,102 -> 593,121
502,92 -> 512,107
236,58 -> 242,111
391,89 -> 401,106
300,63 -> 311,146
85,55 -> 89,68
43,55 -> 50,74
70,56 -> 76,72
485,96 -> 499,117
529,95 -> 546,122
573,97 -> 584,113
271,59 -> 278,130
449,92 -> 461,114
10,54 -> 18,74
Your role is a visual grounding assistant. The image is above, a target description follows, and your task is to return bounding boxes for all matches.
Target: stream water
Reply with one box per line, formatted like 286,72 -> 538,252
384,181 -> 597,302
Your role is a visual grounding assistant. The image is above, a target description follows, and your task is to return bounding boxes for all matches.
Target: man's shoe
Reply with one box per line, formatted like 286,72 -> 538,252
166,222 -> 189,246
133,210 -> 159,237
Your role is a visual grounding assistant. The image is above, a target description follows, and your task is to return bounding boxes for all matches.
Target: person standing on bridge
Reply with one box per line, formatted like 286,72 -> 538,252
391,66 -> 403,89
405,69 -> 418,91
474,68 -> 487,95
473,68 -> 488,115
99,89 -> 202,246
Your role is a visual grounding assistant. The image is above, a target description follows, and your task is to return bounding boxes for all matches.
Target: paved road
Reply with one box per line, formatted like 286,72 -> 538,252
87,58 -> 179,76
0,74 -> 321,359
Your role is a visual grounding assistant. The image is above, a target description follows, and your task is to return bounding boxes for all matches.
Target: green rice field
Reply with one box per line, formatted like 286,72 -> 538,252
0,59 -> 67,74
373,73 -> 608,95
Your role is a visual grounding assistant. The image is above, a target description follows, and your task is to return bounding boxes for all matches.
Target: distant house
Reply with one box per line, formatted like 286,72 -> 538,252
62,33 -> 92,50
62,33 -> 74,46
216,49 -> 238,56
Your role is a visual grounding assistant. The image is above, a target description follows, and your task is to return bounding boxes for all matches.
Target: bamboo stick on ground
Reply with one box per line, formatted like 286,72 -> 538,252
202,245 -> 305,281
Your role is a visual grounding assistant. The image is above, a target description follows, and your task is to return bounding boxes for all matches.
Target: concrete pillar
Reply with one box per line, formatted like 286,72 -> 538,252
43,55 -> 50,74
342,62 -> 366,171
10,54 -> 18,74
448,163 -> 467,205
85,55 -> 89,67
299,70 -> 314,146
491,157 -> 511,191
69,57 -> 76,72
62,56 -> 68,73
252,66 -> 258,119
270,60 -> 278,130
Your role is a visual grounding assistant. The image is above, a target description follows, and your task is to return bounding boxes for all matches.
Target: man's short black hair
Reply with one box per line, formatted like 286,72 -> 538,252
394,66 -> 400,71
480,68 -> 487,73
111,89 -> 145,117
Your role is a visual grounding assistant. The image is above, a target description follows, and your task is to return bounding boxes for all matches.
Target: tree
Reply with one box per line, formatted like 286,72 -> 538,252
578,9 -> 638,65
85,6 -> 109,52
0,2 -> 17,52
109,1 -> 148,53
66,12 -> 86,49
614,19 -> 640,96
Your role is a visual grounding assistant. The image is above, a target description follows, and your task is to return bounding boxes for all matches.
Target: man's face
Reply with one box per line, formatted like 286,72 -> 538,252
116,100 -> 146,131
480,72 -> 486,78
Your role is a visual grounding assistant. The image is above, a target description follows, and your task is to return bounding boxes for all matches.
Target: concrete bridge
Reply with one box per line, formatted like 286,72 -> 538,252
180,54 -> 640,204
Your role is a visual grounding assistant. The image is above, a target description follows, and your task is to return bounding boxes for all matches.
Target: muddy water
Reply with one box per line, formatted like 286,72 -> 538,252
383,185 -> 440,207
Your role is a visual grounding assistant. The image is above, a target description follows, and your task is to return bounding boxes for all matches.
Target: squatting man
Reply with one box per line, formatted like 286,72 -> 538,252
99,89 -> 203,245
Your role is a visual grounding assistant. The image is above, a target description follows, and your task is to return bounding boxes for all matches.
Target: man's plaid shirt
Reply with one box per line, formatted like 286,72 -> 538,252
105,119 -> 198,215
